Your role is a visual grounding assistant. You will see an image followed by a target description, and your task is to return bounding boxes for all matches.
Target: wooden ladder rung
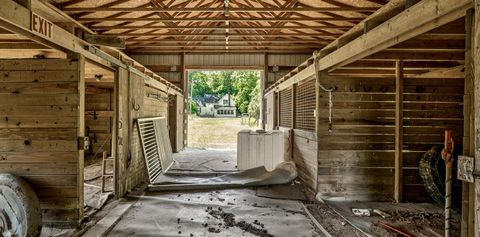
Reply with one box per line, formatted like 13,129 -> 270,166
101,151 -> 114,193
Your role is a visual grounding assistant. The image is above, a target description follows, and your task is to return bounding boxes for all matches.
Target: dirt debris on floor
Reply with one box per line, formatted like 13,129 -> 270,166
106,188 -> 321,237
326,201 -> 461,237
305,203 -> 363,237
206,207 -> 274,237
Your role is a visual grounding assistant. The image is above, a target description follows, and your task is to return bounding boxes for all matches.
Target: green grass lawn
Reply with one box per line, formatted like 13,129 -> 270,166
187,115 -> 259,149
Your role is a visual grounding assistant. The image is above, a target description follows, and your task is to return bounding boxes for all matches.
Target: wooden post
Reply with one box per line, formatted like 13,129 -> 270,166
473,2 -> 480,237
274,92 -> 279,129
292,84 -> 297,129
462,8 -> 475,237
262,53 -> 268,129
181,52 -> 187,146
394,60 -> 404,203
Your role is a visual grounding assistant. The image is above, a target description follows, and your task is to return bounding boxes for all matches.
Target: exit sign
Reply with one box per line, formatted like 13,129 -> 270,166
31,12 -> 53,38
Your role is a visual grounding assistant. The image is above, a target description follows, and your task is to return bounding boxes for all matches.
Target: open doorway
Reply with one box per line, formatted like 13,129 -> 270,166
187,70 -> 262,149
83,61 -> 115,217
173,70 -> 262,172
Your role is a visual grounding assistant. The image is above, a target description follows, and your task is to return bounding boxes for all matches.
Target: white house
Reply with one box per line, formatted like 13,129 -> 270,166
195,94 -> 237,117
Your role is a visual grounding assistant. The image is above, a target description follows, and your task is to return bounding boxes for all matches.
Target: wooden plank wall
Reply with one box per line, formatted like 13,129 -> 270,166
317,76 -> 396,201
314,76 -> 464,202
274,79 -> 318,192
402,77 -> 464,201
293,129 -> 318,192
85,87 -> 113,157
116,70 -> 171,196
293,78 -> 318,192
0,59 -> 83,225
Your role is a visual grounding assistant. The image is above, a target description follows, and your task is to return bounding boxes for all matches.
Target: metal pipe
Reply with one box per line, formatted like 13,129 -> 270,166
441,130 -> 454,237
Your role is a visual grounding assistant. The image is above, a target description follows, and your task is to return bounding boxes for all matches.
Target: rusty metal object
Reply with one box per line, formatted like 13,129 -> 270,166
377,221 -> 412,237
0,173 -> 42,237
441,130 -> 454,237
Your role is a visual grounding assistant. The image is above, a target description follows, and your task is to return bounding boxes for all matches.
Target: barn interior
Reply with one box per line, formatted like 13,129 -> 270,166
0,0 -> 478,236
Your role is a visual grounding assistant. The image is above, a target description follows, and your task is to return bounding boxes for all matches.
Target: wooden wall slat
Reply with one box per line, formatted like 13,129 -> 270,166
314,75 -> 464,202
0,59 -> 82,226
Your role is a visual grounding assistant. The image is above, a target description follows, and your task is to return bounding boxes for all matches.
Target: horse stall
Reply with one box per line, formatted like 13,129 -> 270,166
0,21 -> 183,234
265,16 -> 470,236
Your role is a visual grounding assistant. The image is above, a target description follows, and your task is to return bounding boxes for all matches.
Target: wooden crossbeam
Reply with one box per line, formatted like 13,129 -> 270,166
126,49 -> 315,53
101,33 -> 343,37
90,25 -> 352,30
265,0 -> 470,93
77,17 -> 365,22
126,45 -> 320,49
62,7 -> 380,13
125,39 -> 330,43
342,60 -> 461,69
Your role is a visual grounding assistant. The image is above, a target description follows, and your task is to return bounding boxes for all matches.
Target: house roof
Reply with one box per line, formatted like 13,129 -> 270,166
193,94 -> 220,106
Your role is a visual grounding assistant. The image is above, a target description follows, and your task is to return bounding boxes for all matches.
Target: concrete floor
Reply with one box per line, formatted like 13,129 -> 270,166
106,189 -> 321,237
104,148 -> 320,237
171,147 -> 237,172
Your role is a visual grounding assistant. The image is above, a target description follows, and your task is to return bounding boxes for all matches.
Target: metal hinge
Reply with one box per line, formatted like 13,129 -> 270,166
78,137 -> 90,150
458,155 -> 475,183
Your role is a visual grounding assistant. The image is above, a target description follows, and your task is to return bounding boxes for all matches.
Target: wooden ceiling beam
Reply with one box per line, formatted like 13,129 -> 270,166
126,49 -> 315,53
125,39 -> 329,43
126,45 -> 320,49
102,32 -> 343,37
77,16 -> 365,22
90,25 -> 352,30
62,7 -> 380,13
343,60 -> 462,69
362,51 -> 465,61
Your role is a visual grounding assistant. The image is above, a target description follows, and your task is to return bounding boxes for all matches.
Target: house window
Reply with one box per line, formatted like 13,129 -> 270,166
223,99 -> 228,105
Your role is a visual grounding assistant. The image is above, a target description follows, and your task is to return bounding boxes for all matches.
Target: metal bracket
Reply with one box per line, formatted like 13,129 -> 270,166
78,137 -> 90,150
457,155 -> 475,183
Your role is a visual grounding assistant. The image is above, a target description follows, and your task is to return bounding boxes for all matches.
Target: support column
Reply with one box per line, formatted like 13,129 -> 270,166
462,8 -> 475,237
394,60 -> 404,203
181,52 -> 187,147
292,83 -> 297,129
262,53 -> 268,129
473,1 -> 480,237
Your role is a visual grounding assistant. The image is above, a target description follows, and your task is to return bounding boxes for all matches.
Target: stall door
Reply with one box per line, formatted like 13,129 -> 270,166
0,58 -> 85,226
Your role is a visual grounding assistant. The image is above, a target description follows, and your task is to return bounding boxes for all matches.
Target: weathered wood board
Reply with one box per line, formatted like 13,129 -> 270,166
0,58 -> 84,226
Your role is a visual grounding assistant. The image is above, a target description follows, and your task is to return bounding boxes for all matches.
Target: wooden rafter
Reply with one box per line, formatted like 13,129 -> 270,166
52,0 -> 390,53
62,7 -> 380,13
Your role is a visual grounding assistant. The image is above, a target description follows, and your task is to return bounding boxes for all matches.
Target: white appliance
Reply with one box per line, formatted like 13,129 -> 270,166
237,129 -> 288,171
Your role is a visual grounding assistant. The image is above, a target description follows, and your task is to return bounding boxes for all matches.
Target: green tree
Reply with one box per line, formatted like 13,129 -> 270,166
189,71 -> 212,97
233,71 -> 260,114
188,70 -> 260,114
247,82 -> 261,126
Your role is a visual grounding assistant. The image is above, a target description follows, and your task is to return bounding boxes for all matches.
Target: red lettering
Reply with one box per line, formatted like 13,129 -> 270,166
31,13 -> 53,38
47,22 -> 53,38
38,18 -> 44,34
32,14 -> 38,32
